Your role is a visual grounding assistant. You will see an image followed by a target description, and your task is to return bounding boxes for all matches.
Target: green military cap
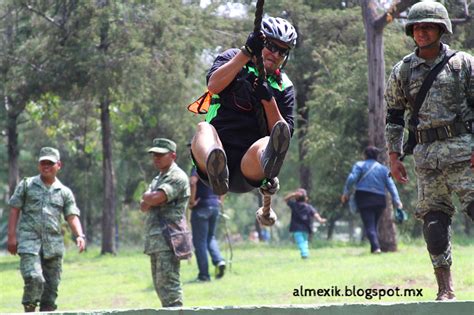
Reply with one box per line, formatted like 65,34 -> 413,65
38,147 -> 60,163
148,138 -> 176,154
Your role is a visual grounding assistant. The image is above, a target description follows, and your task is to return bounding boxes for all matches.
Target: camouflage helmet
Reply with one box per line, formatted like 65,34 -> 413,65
405,1 -> 452,36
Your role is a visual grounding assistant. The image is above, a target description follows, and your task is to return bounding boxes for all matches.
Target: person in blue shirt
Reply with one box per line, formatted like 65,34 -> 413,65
189,167 -> 226,281
341,146 -> 403,253
284,188 -> 326,259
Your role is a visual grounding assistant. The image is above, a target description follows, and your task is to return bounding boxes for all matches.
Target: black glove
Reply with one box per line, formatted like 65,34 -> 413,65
244,31 -> 265,57
254,78 -> 273,102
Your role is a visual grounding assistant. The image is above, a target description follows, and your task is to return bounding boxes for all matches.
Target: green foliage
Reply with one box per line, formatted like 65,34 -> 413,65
1,0 -> 472,249
284,7 -> 369,222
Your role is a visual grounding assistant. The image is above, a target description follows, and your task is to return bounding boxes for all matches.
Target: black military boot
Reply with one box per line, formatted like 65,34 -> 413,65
434,267 -> 455,301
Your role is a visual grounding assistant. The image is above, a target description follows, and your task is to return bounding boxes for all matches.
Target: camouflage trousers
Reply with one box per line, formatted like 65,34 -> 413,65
19,253 -> 62,309
150,251 -> 182,307
415,160 -> 473,218
415,160 -> 473,268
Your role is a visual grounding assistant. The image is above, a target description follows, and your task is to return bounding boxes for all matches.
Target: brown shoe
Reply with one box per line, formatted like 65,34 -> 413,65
434,267 -> 456,301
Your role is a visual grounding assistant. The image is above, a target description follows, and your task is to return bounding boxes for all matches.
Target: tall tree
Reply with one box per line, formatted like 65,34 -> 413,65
361,0 -> 418,251
1,1 -> 69,195
95,0 -> 116,255
1,3 -> 33,195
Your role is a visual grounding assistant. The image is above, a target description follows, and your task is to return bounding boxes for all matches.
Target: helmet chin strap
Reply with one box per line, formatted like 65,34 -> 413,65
279,54 -> 289,70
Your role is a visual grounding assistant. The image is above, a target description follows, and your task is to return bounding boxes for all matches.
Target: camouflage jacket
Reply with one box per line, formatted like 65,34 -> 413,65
385,44 -> 473,169
8,175 -> 80,258
144,162 -> 190,255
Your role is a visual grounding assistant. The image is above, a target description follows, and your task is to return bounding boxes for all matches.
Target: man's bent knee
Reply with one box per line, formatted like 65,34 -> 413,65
423,211 -> 451,256
196,121 -> 209,131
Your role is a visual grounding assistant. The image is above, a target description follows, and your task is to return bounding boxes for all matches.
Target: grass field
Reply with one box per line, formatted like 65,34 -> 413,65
0,239 -> 473,313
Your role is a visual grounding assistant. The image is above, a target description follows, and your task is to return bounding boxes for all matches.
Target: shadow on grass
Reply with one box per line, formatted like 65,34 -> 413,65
142,284 -> 156,293
0,260 -> 20,272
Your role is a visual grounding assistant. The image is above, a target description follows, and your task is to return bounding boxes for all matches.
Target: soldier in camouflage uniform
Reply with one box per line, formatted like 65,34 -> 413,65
7,147 -> 86,312
140,138 -> 190,307
385,2 -> 473,301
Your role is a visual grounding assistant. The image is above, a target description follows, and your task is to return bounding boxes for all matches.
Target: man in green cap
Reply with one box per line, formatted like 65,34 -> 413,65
7,147 -> 85,312
385,1 -> 473,301
140,138 -> 190,307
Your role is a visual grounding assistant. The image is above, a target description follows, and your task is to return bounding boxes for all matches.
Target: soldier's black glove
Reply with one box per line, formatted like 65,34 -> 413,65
243,31 -> 265,57
254,78 -> 273,102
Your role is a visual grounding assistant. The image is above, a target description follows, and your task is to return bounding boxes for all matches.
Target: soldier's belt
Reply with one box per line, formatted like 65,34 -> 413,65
416,121 -> 468,144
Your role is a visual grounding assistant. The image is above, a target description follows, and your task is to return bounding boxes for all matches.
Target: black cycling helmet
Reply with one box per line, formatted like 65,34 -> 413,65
262,17 -> 297,49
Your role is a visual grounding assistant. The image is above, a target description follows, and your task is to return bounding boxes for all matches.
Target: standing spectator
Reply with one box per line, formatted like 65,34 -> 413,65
284,188 -> 326,259
341,146 -> 403,254
140,138 -> 190,307
385,1 -> 473,300
7,147 -> 85,312
189,166 -> 226,282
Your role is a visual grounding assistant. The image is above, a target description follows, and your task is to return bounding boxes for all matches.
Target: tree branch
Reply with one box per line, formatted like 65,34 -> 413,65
21,1 -> 62,29
374,0 -> 418,31
0,52 -> 44,72
451,0 -> 471,25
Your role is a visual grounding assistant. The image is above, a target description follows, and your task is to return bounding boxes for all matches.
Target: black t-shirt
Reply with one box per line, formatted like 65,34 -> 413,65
190,167 -> 220,208
287,200 -> 317,234
206,48 -> 295,150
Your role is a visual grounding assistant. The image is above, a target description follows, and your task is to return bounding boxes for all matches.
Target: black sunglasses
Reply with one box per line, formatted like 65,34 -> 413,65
265,41 -> 290,57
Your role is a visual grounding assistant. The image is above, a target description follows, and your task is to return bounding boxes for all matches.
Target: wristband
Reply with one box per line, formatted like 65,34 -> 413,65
76,234 -> 86,240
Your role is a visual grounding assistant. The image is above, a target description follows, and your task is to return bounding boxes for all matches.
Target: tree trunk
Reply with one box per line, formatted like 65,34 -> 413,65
297,98 -> 312,191
326,219 -> 335,241
98,0 -> 116,254
100,97 -> 116,254
288,15 -> 312,192
411,220 -> 423,238
4,9 -> 21,197
464,215 -> 471,236
365,0 -> 419,251
361,0 -> 398,252
7,112 -> 20,196
348,215 -> 355,242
